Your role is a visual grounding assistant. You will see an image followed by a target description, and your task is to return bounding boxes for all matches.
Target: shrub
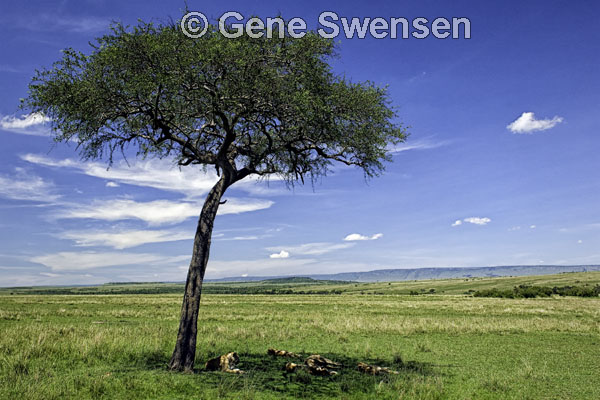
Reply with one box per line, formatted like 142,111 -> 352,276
473,284 -> 600,298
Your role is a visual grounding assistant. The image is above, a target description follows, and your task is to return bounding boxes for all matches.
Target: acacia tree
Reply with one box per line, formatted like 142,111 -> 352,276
24,20 -> 407,371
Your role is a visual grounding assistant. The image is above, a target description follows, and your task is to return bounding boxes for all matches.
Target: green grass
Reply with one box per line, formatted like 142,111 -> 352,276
1,272 -> 599,399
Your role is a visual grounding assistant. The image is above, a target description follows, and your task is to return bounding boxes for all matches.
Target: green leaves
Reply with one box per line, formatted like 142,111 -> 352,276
23,18 -> 407,184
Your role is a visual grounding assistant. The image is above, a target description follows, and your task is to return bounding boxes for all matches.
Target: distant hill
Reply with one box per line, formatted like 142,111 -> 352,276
260,277 -> 319,284
206,265 -> 600,283
4,269 -> 600,295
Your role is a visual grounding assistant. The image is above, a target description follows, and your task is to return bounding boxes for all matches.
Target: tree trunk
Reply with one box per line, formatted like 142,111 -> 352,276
169,177 -> 227,371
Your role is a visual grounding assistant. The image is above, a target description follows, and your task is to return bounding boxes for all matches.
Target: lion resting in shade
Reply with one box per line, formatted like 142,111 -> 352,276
357,362 -> 399,375
284,354 -> 341,376
205,352 -> 244,374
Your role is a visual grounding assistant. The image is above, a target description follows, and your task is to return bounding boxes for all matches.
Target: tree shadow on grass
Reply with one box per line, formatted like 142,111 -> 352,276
146,351 -> 440,399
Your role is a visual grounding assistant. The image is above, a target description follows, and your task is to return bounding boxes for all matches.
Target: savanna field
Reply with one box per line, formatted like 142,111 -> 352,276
1,272 -> 599,399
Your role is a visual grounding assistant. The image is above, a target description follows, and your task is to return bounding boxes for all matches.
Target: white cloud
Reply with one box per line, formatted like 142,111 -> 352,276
269,250 -> 289,259
58,229 -> 194,249
343,233 -> 383,241
0,113 -> 49,129
39,272 -> 61,278
106,181 -> 119,188
54,197 -> 273,226
56,199 -> 199,226
0,113 -> 51,136
464,217 -> 491,226
578,240 -> 583,244
453,217 -> 490,226
530,225 -> 536,229
0,168 -> 60,202
21,155 -> 274,225
507,112 -> 563,134
22,154 -> 219,198
267,242 -> 354,256
344,233 -> 367,241
31,251 -> 189,271
22,154 -> 284,198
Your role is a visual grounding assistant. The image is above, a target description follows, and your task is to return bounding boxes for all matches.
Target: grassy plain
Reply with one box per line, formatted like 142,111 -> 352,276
1,272 -> 599,399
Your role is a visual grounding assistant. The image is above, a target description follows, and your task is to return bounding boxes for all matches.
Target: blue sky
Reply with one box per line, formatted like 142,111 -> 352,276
1,0 -> 599,286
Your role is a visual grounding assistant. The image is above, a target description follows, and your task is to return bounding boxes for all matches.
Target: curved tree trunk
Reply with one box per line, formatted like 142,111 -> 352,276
169,177 -> 227,371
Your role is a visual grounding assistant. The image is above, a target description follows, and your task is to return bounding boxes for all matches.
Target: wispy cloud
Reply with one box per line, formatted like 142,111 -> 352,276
211,226 -> 281,242
388,137 -> 450,154
217,235 -> 263,241
0,271 -> 106,287
17,15 -> 111,34
0,113 -> 50,136
0,168 -> 60,202
558,222 -> 600,233
54,197 -> 274,226
507,112 -> 563,134
219,198 -> 274,215
406,71 -> 427,84
266,242 -> 354,257
343,233 -> 383,241
58,228 -> 194,249
55,199 -> 199,226
22,154 -> 219,197
0,65 -> 23,73
22,154 -> 284,198
31,251 -> 189,271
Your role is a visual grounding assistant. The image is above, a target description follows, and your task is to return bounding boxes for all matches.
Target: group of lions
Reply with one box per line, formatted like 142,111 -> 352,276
204,348 -> 399,376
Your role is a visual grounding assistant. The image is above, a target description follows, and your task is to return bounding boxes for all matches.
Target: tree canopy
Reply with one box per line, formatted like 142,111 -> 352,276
24,21 -> 407,186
